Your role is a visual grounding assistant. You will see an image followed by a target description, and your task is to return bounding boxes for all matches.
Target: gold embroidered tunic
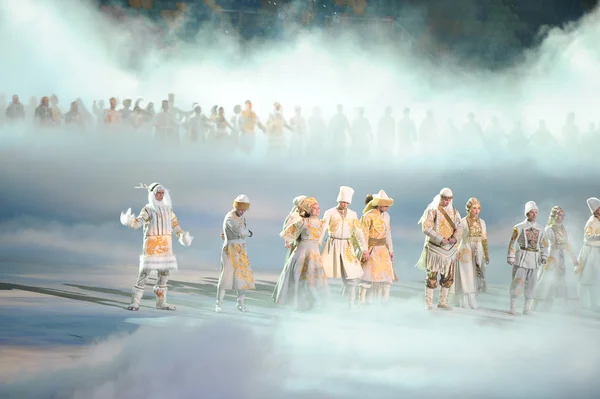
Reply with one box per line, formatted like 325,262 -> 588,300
127,204 -> 186,272
416,206 -> 463,274
359,209 -> 395,283
220,209 -> 255,291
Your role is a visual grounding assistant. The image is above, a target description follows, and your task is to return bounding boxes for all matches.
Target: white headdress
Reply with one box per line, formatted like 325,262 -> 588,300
524,201 -> 538,216
135,182 -> 172,209
337,186 -> 354,204
282,195 -> 306,229
418,188 -> 453,224
587,197 -> 600,214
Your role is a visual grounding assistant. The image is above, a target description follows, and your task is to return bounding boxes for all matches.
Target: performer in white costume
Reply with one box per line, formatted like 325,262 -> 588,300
577,197 -> 600,311
358,190 -> 396,305
283,195 -> 307,264
416,188 -> 463,310
452,197 -> 489,309
533,206 -> 580,312
273,197 -> 330,310
506,201 -> 548,315
216,195 -> 256,313
319,186 -> 368,308
120,182 -> 193,311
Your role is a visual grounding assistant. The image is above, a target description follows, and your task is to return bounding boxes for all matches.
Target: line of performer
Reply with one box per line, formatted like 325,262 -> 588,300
118,183 -> 600,315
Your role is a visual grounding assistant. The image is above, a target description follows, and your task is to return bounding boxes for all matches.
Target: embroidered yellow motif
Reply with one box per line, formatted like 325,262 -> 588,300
511,227 -> 518,241
228,243 -> 255,289
343,243 -> 356,263
299,251 -> 327,285
146,236 -> 169,255
459,247 -> 472,263
439,217 -> 453,239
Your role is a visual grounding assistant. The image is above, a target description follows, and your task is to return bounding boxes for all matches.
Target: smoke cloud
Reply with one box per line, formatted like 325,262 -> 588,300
1,1 -> 599,396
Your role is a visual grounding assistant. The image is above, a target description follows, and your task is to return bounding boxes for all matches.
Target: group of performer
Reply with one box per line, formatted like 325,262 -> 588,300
118,182 -> 600,316
3,93 -> 598,159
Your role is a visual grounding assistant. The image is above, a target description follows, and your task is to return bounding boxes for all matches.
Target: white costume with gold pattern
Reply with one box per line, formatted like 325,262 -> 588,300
216,195 -> 255,313
320,186 -> 367,308
507,201 -> 548,314
416,188 -> 462,310
452,216 -> 487,309
534,221 -> 579,310
273,197 -> 330,310
578,197 -> 600,310
120,183 -> 193,311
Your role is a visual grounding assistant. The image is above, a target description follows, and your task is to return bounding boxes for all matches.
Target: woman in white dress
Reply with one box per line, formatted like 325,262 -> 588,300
577,197 -> 600,311
272,197 -> 330,310
533,206 -> 580,312
452,198 -> 489,309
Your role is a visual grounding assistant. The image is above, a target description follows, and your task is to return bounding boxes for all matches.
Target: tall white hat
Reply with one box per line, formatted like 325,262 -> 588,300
587,197 -> 600,214
337,186 -> 354,204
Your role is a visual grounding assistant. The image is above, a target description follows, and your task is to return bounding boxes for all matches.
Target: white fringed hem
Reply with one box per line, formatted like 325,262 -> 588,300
139,255 -> 178,272
415,244 -> 456,274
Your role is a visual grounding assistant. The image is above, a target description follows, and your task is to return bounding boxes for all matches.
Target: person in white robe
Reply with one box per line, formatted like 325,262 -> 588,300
273,197 -> 330,310
506,201 -> 549,315
577,197 -> 600,311
452,197 -> 489,309
216,195 -> 256,313
533,206 -> 580,312
319,186 -> 368,308
283,195 -> 307,264
416,188 -> 463,310
120,182 -> 193,311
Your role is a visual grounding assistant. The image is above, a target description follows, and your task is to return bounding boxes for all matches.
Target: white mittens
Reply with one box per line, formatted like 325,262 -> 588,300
179,231 -> 194,247
120,208 -> 133,227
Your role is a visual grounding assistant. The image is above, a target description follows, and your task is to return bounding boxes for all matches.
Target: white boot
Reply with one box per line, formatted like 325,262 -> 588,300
153,285 -> 176,310
127,287 -> 144,311
215,300 -> 223,313
508,297 -> 517,315
425,287 -> 434,310
523,298 -> 533,315
437,287 -> 452,310
358,286 -> 368,306
382,283 -> 391,305
237,295 -> 248,312
348,285 -> 357,309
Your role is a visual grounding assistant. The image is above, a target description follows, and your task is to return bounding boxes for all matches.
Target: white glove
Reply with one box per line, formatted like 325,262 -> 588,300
120,208 -> 133,227
179,231 -> 194,247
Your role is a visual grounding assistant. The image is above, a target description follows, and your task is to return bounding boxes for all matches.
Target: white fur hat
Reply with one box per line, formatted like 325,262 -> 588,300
440,187 -> 453,197
587,197 -> 600,214
524,201 -> 538,216
233,194 -> 250,211
337,186 -> 354,204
